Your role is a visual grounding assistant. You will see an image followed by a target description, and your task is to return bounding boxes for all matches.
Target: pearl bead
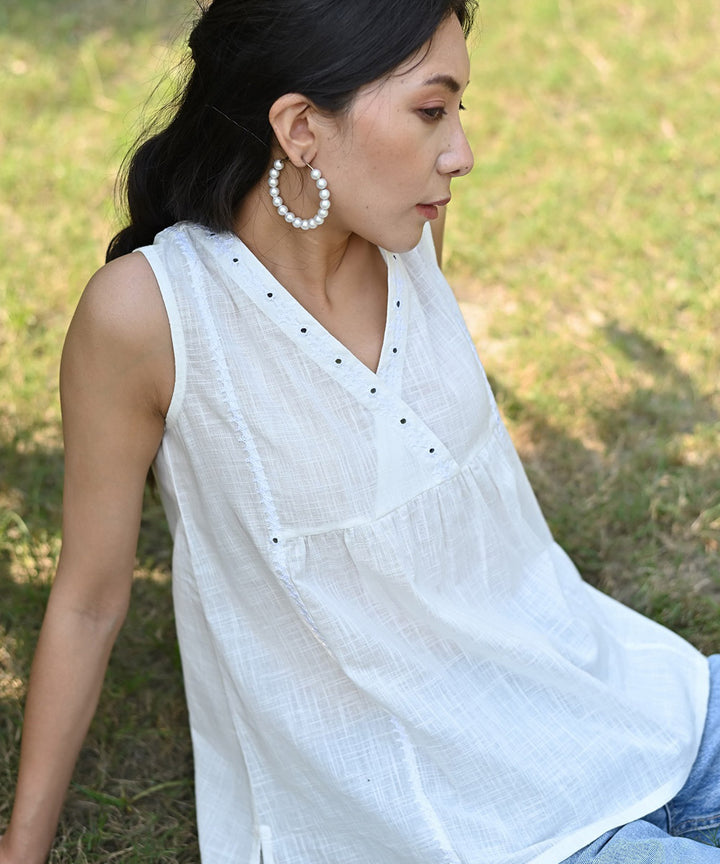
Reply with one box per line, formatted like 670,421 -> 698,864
269,159 -> 331,232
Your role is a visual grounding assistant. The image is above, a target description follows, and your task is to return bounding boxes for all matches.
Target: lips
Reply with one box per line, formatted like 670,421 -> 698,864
416,197 -> 451,221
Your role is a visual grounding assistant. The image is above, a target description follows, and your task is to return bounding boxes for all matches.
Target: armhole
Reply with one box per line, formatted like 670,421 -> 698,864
136,245 -> 187,428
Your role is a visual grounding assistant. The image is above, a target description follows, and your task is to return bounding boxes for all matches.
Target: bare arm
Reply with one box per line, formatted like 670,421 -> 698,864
0,253 -> 173,864
430,206 -> 447,268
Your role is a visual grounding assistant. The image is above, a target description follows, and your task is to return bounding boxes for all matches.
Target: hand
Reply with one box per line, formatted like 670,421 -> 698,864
0,833 -> 29,864
0,835 -> 12,864
0,829 -> 50,864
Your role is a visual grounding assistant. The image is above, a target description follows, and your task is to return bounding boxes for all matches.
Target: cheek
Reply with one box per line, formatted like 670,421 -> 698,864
349,111 -> 422,184
327,113 -> 431,217
355,143 -> 426,203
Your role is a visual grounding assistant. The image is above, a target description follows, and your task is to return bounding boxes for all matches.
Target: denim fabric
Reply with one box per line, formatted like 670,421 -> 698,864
562,655 -> 720,862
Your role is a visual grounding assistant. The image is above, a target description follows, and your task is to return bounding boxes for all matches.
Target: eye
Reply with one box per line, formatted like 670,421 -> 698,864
420,107 -> 447,121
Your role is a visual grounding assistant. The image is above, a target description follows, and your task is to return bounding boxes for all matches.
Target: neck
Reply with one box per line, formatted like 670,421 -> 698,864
234,176 -> 370,305
233,174 -> 389,373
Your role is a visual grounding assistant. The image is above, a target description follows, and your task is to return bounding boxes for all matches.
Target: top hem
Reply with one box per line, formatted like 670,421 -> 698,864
528,652 -> 711,864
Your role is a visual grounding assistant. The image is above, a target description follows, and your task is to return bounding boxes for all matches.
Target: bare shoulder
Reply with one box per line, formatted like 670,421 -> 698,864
56,253 -> 174,608
74,252 -> 168,346
64,251 -> 174,417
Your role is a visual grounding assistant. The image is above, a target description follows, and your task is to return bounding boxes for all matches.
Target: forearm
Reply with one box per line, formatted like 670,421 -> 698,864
2,594 -> 126,864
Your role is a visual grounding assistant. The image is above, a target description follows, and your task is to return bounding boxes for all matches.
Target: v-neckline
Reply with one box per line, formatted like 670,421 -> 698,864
190,223 -> 459,476
212,230 -> 408,382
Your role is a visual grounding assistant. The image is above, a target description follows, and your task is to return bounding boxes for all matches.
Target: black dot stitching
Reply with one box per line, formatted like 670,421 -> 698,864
300,327 -> 307,334
233,257 -> 239,263
272,537 -> 278,544
400,418 -> 407,425
392,348 -> 398,354
267,292 -> 273,298
429,448 -> 435,454
335,358 -> 342,365
370,388 -> 377,394
396,301 -> 401,308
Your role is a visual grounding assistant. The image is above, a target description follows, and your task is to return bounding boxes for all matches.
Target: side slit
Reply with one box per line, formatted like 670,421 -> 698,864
259,824 -> 275,864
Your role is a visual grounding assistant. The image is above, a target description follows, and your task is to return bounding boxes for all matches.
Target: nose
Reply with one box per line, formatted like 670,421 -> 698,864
440,121 -> 474,178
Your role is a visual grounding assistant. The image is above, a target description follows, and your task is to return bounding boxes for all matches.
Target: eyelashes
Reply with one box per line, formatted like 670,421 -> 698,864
420,102 -> 467,121
421,107 -> 446,120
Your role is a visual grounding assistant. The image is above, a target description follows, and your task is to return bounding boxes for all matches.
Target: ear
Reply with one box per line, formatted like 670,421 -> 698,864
268,93 -> 319,168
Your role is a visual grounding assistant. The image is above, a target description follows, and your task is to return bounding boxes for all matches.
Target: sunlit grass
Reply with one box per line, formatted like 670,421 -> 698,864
1,2 -> 198,860
448,0 -> 720,628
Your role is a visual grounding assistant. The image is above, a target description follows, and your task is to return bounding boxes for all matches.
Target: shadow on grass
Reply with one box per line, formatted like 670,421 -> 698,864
599,322 -> 719,441
0,564 -> 198,862
489,322 -> 720,653
1,429 -> 197,860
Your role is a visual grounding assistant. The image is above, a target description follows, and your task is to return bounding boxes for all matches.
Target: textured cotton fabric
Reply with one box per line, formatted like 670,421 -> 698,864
140,222 -> 709,864
561,654 -> 720,861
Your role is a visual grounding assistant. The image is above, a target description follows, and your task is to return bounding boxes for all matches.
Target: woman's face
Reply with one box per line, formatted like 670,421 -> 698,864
318,14 -> 474,252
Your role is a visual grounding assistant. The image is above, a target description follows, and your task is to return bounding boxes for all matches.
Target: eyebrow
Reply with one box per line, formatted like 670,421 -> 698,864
421,74 -> 463,93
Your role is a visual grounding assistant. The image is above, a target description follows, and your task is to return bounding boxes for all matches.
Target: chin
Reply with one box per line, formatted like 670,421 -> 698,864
373,225 -> 426,255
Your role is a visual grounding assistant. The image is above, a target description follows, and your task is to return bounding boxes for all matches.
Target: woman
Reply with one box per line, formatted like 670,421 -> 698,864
1,1 -> 718,862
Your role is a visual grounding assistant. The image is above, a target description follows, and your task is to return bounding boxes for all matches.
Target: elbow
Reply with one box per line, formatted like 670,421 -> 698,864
76,601 -> 130,641
45,575 -> 132,645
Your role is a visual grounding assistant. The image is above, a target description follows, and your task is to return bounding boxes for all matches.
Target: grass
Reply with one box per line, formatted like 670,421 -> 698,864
1,0 -> 719,859
449,0 -> 720,635
1,2 -> 200,859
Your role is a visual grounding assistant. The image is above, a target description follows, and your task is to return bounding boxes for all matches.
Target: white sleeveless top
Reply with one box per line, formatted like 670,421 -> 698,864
140,222 -> 708,864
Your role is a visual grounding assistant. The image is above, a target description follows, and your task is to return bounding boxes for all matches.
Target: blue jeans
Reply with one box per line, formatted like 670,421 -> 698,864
562,654 -> 720,862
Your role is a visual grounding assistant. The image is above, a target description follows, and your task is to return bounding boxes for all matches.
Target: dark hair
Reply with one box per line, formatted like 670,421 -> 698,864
106,0 -> 478,262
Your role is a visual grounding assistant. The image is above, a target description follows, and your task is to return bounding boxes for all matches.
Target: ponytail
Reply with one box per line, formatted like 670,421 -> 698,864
106,61 -> 271,261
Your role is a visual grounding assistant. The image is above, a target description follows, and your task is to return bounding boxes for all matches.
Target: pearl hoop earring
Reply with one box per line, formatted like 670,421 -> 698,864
268,159 -> 331,230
